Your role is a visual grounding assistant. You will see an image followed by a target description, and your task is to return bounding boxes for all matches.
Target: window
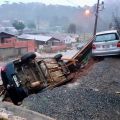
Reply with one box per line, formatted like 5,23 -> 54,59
95,33 -> 119,42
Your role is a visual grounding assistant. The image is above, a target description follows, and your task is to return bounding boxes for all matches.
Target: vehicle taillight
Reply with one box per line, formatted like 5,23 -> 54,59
1,66 -> 7,72
117,42 -> 120,47
92,44 -> 96,49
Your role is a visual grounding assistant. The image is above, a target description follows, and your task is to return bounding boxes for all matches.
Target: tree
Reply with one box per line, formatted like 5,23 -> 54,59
112,6 -> 120,34
67,23 -> 76,34
113,14 -> 120,34
12,20 -> 25,35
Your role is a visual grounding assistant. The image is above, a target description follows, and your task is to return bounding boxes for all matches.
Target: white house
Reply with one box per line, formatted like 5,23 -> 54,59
51,33 -> 79,44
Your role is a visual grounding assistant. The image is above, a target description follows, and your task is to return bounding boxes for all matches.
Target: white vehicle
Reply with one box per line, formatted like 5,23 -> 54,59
92,30 -> 120,57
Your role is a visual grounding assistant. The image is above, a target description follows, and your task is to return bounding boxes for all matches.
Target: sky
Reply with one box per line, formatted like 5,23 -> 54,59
0,0 -> 97,6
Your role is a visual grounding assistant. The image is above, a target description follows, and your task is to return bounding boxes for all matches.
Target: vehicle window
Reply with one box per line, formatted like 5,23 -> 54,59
95,33 -> 119,42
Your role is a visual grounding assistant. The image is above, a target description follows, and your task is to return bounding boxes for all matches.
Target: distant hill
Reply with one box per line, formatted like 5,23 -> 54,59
0,1 -> 119,33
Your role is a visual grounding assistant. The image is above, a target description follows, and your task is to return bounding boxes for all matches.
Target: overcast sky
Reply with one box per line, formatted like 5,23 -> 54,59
0,0 -> 97,6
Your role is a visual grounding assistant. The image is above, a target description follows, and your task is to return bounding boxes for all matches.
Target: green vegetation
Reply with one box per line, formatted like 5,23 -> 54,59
12,20 -> 25,34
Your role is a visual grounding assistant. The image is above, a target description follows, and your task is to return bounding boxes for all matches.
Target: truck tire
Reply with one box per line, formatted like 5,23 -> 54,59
21,52 -> 36,63
54,54 -> 62,62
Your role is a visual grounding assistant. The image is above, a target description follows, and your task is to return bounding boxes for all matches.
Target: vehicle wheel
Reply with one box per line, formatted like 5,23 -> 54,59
54,54 -> 62,62
21,52 -> 36,63
7,87 -> 28,105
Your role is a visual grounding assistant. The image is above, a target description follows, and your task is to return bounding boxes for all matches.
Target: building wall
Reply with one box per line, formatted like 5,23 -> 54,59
15,48 -> 28,55
0,48 -> 16,57
0,39 -> 36,58
4,37 -> 16,43
0,47 -> 28,58
47,40 -> 62,46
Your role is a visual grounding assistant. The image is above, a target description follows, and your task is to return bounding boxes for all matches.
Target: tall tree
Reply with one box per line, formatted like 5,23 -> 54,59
67,23 -> 76,33
12,20 -> 25,35
113,13 -> 120,34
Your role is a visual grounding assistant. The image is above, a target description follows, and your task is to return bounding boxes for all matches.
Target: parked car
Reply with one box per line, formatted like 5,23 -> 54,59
92,30 -> 120,57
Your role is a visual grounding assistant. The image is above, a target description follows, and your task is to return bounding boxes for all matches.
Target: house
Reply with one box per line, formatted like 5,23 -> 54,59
50,33 -> 79,44
18,34 -> 68,53
18,34 -> 61,46
0,32 -> 16,43
0,32 -> 36,58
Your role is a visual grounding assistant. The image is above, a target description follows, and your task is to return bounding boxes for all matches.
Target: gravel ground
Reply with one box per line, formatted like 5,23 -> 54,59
22,57 -> 120,120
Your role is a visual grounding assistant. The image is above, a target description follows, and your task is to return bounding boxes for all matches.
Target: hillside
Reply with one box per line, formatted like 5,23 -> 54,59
0,1 -> 119,33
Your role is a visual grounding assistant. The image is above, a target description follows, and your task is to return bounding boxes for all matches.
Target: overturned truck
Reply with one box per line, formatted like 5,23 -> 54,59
0,38 -> 93,105
1,53 -> 76,105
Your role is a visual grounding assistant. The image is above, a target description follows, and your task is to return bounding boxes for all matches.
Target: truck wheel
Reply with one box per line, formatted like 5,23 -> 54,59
54,54 -> 62,62
21,52 -> 36,63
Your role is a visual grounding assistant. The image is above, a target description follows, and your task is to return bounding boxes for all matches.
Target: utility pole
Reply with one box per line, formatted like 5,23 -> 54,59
93,0 -> 100,36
